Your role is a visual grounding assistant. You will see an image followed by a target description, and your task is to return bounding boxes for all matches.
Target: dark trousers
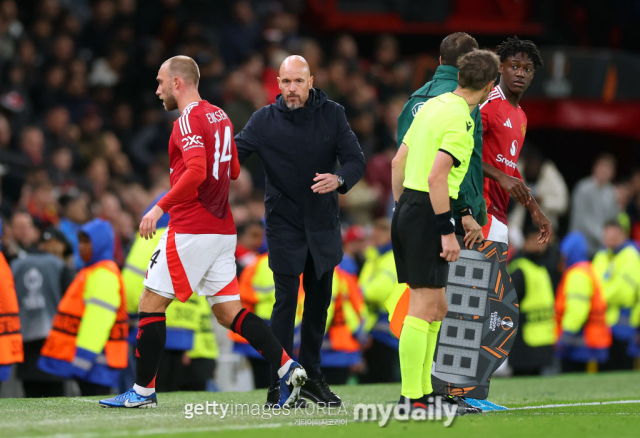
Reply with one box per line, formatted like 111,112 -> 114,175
270,251 -> 333,383
181,359 -> 216,391
601,338 -> 635,371
77,380 -> 111,396
361,339 -> 401,383
249,358 -> 272,389
561,360 -> 589,373
22,381 -> 65,398
156,350 -> 186,392
320,367 -> 350,385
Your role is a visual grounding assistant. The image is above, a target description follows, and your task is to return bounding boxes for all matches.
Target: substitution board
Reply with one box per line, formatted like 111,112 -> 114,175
431,237 -> 519,399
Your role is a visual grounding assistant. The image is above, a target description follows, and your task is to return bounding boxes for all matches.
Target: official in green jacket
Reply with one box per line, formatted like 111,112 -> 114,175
397,32 -> 487,228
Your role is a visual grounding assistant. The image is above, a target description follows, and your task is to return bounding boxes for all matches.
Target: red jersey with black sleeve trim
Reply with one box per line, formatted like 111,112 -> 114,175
163,100 -> 239,235
480,85 -> 527,225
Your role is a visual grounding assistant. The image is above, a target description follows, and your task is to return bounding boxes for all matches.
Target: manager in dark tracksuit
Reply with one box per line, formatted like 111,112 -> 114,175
235,55 -> 365,407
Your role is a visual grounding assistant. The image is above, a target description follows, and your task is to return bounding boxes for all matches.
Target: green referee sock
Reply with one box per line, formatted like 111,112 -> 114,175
399,315 -> 431,399
422,320 -> 441,395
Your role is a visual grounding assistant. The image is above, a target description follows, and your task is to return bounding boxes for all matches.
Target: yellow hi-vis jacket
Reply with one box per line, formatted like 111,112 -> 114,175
507,258 -> 556,347
188,296 -> 219,360
592,242 -> 640,341
360,244 -> 398,348
39,260 -> 128,387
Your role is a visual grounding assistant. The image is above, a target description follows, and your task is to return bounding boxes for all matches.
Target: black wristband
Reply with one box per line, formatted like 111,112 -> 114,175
435,211 -> 455,235
459,207 -> 473,217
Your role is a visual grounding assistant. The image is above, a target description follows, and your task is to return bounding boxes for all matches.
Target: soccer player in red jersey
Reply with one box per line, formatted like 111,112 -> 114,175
480,37 -> 551,245
461,38 -> 552,413
100,56 -> 306,409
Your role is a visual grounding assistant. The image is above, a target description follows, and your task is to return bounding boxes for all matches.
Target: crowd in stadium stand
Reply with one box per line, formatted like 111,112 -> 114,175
2,0 -> 640,396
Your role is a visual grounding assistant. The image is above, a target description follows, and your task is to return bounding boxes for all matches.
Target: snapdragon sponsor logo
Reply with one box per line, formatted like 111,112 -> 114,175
496,154 -> 517,169
184,401 -> 349,422
353,397 -> 457,427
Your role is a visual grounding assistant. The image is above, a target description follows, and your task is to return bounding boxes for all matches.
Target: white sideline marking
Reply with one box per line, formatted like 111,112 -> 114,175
508,400 -> 640,411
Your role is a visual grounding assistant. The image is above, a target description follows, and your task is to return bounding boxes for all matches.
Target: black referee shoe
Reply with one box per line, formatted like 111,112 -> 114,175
300,377 -> 342,407
265,384 -> 308,408
433,394 -> 482,415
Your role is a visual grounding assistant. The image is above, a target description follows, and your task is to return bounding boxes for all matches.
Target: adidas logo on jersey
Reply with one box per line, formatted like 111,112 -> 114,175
503,119 -> 513,128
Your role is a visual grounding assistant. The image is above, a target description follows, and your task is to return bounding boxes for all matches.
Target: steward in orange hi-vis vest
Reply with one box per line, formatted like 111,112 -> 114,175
38,219 -> 128,387
0,247 -> 24,381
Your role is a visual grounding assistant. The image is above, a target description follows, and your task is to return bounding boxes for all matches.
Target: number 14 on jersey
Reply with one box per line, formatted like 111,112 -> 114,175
213,125 -> 232,180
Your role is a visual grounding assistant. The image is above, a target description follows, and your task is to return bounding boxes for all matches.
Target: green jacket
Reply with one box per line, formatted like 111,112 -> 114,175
397,65 -> 487,225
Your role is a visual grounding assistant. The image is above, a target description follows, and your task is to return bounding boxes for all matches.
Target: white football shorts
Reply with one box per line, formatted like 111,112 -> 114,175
143,226 -> 239,306
481,214 -> 509,245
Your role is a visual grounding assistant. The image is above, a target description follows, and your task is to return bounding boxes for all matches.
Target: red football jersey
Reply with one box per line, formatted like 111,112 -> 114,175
480,85 -> 527,225
167,100 -> 236,235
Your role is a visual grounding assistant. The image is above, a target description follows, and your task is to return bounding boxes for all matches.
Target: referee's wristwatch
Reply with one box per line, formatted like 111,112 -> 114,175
336,175 -> 345,187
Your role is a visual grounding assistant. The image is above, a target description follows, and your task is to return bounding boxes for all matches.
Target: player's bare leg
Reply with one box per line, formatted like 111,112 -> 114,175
139,288 -> 174,313
100,289 -> 173,408
212,299 -> 307,407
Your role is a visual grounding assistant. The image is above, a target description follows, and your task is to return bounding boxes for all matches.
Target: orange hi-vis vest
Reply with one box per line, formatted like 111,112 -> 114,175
0,252 -> 23,377
326,267 -> 364,353
40,260 -> 128,381
556,262 -> 611,350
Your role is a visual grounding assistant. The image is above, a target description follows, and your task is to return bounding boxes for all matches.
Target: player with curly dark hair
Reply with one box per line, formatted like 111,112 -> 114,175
480,36 -> 551,247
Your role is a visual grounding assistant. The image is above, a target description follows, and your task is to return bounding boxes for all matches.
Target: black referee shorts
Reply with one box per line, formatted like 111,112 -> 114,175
391,188 -> 450,288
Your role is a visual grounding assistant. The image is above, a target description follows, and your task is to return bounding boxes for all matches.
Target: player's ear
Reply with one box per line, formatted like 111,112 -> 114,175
309,76 -> 314,89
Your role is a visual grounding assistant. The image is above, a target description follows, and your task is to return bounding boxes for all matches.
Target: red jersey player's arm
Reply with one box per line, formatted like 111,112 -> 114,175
482,162 -> 530,206
157,155 -> 207,212
157,114 -> 209,212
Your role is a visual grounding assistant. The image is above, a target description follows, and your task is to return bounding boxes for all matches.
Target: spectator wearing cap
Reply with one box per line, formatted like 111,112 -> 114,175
358,218 -> 400,383
11,227 -> 75,397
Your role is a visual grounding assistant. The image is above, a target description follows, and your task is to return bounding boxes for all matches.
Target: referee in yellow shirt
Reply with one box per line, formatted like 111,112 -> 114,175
390,50 -> 500,412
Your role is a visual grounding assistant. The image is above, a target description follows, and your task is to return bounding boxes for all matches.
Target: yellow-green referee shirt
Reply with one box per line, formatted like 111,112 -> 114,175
402,92 -> 475,199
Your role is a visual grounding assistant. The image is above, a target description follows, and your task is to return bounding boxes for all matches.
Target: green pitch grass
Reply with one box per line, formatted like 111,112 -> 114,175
2,372 -> 640,438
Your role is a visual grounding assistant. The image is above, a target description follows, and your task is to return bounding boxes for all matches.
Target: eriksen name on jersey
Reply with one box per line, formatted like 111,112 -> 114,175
206,110 -> 229,124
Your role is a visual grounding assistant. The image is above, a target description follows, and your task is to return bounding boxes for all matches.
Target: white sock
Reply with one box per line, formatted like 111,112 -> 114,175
133,384 -> 155,397
277,359 -> 294,379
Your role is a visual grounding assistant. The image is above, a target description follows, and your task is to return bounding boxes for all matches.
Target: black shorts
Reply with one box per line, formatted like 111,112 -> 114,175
391,188 -> 450,288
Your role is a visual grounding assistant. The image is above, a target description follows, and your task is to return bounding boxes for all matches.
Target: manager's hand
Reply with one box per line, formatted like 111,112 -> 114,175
140,205 -> 164,240
312,173 -> 339,194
